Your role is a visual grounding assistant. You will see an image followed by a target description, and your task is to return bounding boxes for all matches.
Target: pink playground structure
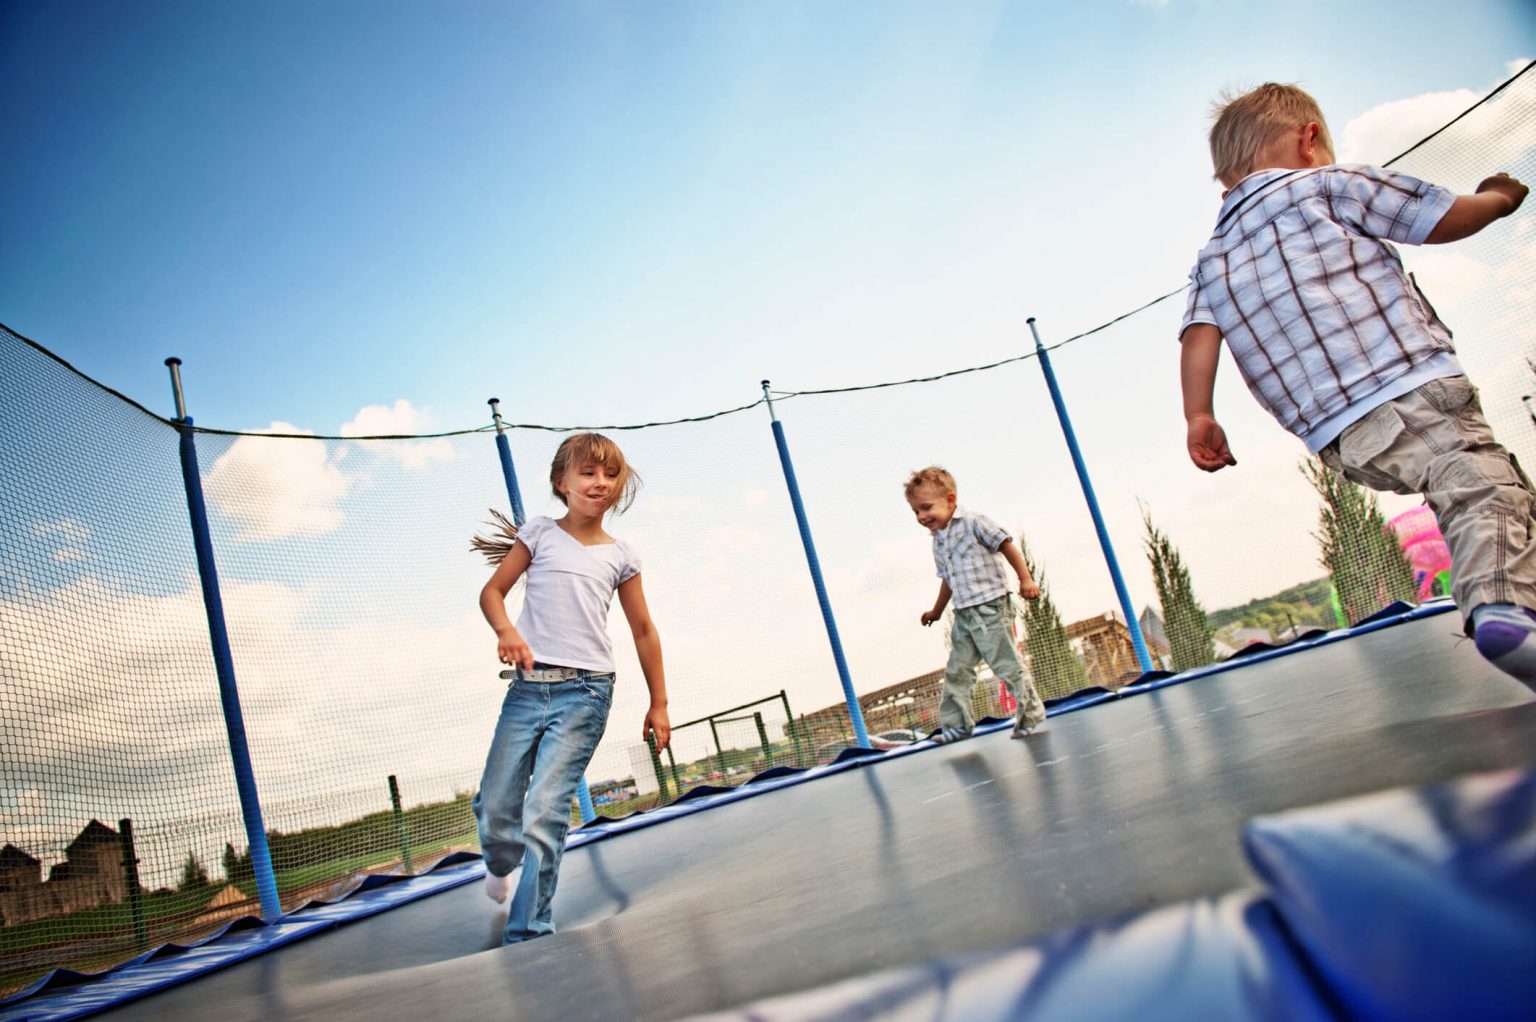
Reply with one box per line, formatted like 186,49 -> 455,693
1389,505 -> 1452,602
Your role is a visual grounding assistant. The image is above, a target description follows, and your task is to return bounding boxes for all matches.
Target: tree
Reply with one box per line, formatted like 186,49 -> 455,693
222,842 -> 254,888
178,851 -> 211,891
1301,457 -> 1417,623
1018,538 -> 1089,701
1141,507 -> 1216,670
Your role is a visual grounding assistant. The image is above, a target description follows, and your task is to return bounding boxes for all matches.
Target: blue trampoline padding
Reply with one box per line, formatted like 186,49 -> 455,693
1118,597 -> 1456,698
687,892 -> 1334,1022
1244,768 -> 1536,1022
0,857 -> 485,1022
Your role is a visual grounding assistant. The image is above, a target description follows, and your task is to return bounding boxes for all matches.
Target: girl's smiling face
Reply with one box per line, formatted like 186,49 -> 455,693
556,458 -> 623,515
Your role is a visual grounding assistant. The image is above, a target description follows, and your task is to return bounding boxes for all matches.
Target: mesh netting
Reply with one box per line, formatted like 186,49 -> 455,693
2,66 -> 1534,995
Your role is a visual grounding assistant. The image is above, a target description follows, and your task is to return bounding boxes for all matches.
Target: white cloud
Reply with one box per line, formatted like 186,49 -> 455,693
1337,88 -> 1480,165
0,788 -> 50,822
1339,59 -> 1536,168
34,518 -> 90,564
204,422 -> 351,542
0,569 -> 492,886
34,519 -> 90,544
339,400 -> 456,470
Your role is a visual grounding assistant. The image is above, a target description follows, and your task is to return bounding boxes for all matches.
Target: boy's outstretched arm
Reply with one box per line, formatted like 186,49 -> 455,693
997,539 -> 1040,600
618,575 -> 670,752
1425,173 -> 1527,244
1180,323 -> 1237,472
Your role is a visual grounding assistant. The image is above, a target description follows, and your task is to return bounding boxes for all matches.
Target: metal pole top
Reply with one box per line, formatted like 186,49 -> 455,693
1026,318 -> 1045,350
760,380 -> 778,421
164,358 -> 188,421
487,397 -> 506,433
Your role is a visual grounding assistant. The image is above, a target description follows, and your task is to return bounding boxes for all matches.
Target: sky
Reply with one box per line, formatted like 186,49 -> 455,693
4,1 -> 1536,881
2,0 -> 1532,432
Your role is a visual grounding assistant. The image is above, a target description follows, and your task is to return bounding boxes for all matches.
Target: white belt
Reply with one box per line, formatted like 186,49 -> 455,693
500,665 -> 593,683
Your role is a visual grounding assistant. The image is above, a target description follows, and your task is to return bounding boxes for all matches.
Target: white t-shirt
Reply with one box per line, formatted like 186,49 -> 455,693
514,516 -> 642,673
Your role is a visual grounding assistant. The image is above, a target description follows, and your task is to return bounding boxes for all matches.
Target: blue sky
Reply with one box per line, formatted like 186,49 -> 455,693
3,0 -> 1532,434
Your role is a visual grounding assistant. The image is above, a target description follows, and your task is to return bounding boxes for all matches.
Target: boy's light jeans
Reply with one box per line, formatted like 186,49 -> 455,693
942,595 -> 1047,733
1319,375 -> 1536,632
473,673 -> 613,944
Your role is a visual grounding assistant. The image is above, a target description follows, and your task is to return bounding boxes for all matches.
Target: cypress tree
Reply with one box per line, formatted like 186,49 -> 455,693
1141,508 -> 1216,670
178,851 -> 211,891
1017,538 -> 1089,701
1301,457 -> 1417,623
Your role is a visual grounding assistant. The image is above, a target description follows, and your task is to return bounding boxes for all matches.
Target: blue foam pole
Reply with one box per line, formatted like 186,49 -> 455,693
494,433 -> 527,526
169,411 -> 283,923
1028,320 -> 1155,675
763,383 -> 870,748
487,400 -> 597,823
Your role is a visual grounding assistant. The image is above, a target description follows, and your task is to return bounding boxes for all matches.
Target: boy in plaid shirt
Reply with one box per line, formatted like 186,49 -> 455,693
1179,82 -> 1535,691
906,467 -> 1048,743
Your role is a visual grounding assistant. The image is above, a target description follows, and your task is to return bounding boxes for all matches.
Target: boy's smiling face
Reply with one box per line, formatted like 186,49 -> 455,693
907,483 -> 958,533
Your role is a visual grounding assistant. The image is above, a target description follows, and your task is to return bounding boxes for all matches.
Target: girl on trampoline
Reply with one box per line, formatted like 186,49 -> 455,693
470,432 -> 671,944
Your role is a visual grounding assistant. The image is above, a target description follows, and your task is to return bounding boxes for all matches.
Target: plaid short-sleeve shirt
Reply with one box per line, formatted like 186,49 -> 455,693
932,507 -> 1013,610
1181,164 -> 1456,449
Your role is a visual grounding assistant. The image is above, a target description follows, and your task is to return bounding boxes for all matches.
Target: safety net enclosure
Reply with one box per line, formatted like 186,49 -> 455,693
1,62 -> 1534,1015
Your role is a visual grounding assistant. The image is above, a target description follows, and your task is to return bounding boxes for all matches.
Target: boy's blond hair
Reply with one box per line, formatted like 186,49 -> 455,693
1209,83 -> 1335,187
904,466 -> 957,498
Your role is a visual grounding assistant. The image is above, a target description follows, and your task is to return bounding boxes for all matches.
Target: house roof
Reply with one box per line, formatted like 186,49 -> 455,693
0,844 -> 41,868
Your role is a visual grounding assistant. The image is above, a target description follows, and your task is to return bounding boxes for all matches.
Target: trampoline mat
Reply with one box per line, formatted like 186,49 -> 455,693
92,613 -> 1536,1021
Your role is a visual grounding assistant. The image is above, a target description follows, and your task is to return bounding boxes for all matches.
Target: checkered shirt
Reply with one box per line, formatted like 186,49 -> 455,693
1181,164 -> 1456,449
931,507 -> 1012,610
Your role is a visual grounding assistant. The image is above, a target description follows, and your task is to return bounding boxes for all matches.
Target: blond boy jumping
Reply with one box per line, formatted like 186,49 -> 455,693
1179,82 -> 1536,691
906,467 -> 1048,742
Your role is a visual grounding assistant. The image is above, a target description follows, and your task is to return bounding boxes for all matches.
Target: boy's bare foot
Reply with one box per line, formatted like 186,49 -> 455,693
485,871 -> 511,904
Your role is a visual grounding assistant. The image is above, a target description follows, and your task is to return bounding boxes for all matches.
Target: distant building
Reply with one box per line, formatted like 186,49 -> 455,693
799,663 -> 1027,749
1138,606 -> 1172,670
1064,612 -> 1144,689
0,820 -> 131,926
1229,627 -> 1275,649
627,743 -> 661,795
800,669 -> 945,746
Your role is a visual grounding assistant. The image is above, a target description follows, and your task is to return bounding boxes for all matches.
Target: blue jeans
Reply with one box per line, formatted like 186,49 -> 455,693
473,672 -> 613,944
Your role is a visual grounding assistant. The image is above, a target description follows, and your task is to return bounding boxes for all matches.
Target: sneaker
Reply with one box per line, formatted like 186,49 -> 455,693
931,726 -> 972,745
1472,604 -> 1536,693
1011,717 -> 1047,739
484,871 -> 512,904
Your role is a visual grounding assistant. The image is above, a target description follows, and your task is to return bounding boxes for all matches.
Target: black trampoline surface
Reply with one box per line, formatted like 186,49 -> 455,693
94,613 -> 1536,1021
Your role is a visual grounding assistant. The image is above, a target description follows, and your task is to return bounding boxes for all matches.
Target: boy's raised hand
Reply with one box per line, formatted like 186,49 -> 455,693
1187,414 -> 1237,472
1476,172 -> 1528,213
